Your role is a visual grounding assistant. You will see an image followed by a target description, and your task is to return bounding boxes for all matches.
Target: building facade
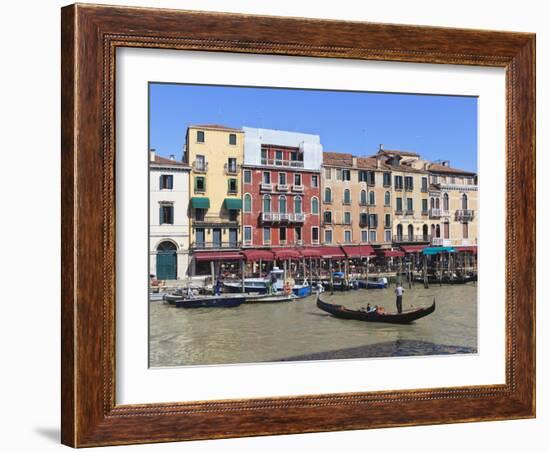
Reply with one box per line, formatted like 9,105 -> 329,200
371,149 -> 432,247
184,125 -> 245,274
427,162 -> 478,248
321,152 -> 393,247
149,151 -> 190,280
241,127 -> 323,248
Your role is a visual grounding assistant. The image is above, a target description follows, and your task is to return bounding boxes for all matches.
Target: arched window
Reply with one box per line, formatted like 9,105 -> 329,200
243,193 -> 252,213
369,191 -> 376,205
311,197 -> 319,214
462,193 -> 468,210
324,187 -> 332,203
385,191 -> 391,206
397,224 -> 403,240
343,189 -> 351,204
279,195 -> 286,214
422,224 -> 429,240
157,241 -> 177,251
436,224 -> 441,238
294,196 -> 302,214
443,193 -> 449,211
263,195 -> 271,213
360,189 -> 367,205
436,198 -> 440,209
430,198 -> 435,208
407,224 -> 414,240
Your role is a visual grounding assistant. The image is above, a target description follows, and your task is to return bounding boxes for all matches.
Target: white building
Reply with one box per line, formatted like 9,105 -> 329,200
149,150 -> 191,280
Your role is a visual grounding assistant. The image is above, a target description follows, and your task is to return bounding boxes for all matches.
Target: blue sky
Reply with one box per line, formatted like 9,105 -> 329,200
149,83 -> 477,172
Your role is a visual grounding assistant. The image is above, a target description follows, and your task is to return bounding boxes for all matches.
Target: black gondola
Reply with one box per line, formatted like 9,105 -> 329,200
413,275 -> 476,285
316,294 -> 435,324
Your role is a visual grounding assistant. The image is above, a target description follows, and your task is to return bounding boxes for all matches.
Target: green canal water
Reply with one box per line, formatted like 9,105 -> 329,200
149,283 -> 477,367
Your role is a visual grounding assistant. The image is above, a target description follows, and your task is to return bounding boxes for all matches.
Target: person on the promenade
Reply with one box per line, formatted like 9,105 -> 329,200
395,283 -> 404,313
215,277 -> 222,296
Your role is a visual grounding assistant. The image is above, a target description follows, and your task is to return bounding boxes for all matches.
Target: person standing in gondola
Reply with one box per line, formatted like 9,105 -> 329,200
395,284 -> 404,313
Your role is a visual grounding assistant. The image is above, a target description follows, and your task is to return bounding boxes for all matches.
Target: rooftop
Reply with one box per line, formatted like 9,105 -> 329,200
428,163 -> 477,176
151,154 -> 188,167
188,124 -> 243,133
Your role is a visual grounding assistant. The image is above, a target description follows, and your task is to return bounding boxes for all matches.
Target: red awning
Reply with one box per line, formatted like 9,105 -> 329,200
342,245 -> 375,258
272,248 -> 301,260
316,246 -> 346,259
241,249 -> 275,261
401,245 -> 427,253
194,251 -> 244,262
377,249 -> 405,258
299,247 -> 323,258
455,246 -> 477,254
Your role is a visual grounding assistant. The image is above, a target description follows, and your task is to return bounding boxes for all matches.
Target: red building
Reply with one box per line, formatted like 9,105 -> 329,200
241,128 -> 323,251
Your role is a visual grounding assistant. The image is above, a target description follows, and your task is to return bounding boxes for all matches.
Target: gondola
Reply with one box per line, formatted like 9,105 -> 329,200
413,275 -> 476,285
316,294 -> 435,324
174,294 -> 247,308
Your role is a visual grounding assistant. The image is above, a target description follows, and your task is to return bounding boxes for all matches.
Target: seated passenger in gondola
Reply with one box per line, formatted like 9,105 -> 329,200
376,305 -> 386,315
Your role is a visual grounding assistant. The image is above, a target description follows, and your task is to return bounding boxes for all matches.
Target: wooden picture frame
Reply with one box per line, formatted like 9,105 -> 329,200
61,3 -> 535,447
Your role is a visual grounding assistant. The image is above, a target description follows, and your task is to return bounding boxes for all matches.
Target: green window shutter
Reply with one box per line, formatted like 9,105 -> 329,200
159,206 -> 164,224
167,176 -> 173,189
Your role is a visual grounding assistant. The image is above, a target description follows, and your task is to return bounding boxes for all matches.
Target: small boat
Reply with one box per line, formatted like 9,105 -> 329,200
243,293 -> 297,303
316,294 -> 435,324
174,294 -> 247,308
322,273 -> 359,291
414,274 -> 476,285
223,268 -> 312,297
357,277 -> 389,289
149,291 -> 165,302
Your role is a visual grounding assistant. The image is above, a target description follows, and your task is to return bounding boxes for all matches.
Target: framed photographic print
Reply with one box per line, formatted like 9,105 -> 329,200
61,3 -> 535,447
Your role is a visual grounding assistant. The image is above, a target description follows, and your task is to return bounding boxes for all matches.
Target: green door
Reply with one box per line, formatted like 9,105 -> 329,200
156,242 -> 177,280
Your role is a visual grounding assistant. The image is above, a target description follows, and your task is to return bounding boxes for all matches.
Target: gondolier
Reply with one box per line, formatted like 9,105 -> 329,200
395,284 -> 404,313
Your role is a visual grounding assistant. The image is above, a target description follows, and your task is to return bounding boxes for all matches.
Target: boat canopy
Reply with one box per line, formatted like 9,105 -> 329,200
342,245 -> 375,258
224,198 -> 242,210
190,197 -> 210,209
422,246 -> 456,255
194,251 -> 243,261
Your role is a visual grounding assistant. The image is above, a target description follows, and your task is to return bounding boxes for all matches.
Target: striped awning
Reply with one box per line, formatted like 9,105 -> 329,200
342,245 -> 375,258
194,251 -> 243,261
241,249 -> 275,261
272,248 -> 301,260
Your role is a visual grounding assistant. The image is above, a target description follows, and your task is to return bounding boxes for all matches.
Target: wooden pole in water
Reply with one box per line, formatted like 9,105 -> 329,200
210,260 -> 215,290
423,253 -> 428,288
283,259 -> 287,284
259,258 -> 263,277
241,259 -> 245,293
329,258 -> 334,294
439,253 -> 443,286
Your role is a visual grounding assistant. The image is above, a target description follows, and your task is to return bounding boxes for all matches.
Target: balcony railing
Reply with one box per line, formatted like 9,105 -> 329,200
395,209 -> 404,215
261,158 -> 304,168
421,210 -> 429,216
192,161 -> 208,172
191,241 -> 241,250
276,184 -> 289,191
455,209 -> 475,221
405,209 -> 415,216
291,185 -> 304,193
260,183 -> 273,192
224,163 -> 240,175
261,212 -> 305,223
393,234 -> 431,243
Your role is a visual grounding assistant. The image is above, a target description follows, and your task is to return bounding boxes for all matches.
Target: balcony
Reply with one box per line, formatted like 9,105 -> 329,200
260,183 -> 274,192
429,209 -> 451,218
421,210 -> 429,216
431,237 -> 452,247
261,212 -> 305,223
192,161 -> 208,173
261,158 -> 304,168
395,209 -> 404,215
393,234 -> 431,243
456,209 -> 475,221
224,163 -> 240,175
405,209 -> 415,216
276,184 -> 289,191
291,185 -> 304,193
191,241 -> 241,250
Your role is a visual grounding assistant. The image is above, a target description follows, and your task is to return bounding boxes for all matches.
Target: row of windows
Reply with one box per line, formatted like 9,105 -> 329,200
246,194 -> 318,214
322,229 -> 390,244
194,176 -> 238,194
243,170 -> 318,187
194,130 -> 237,145
322,211 -> 391,228
324,188 -> 391,205
430,194 -> 469,210
431,174 -> 475,185
244,226 -> 319,245
325,168 -> 391,186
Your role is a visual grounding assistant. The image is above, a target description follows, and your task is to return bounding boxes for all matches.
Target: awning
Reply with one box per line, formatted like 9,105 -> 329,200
224,198 -> 242,210
377,249 -> 405,258
455,246 -> 477,254
299,247 -> 323,258
401,245 -> 427,253
316,246 -> 346,259
272,248 -> 301,260
190,197 -> 210,209
194,251 -> 243,262
342,245 -> 376,258
422,246 -> 456,255
241,249 -> 275,261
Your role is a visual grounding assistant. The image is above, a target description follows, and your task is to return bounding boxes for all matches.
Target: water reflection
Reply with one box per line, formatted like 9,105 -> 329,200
149,283 -> 477,367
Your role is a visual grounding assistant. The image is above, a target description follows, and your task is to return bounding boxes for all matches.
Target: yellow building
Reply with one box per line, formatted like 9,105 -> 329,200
427,162 -> 478,248
184,124 -> 244,272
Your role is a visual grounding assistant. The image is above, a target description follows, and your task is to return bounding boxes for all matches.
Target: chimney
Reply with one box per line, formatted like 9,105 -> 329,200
169,154 -> 175,161
149,149 -> 156,162
376,156 -> 381,169
379,144 -> 384,152
352,156 -> 357,167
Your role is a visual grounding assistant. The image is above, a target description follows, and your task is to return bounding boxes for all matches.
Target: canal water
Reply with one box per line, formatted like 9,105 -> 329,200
149,283 -> 477,367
